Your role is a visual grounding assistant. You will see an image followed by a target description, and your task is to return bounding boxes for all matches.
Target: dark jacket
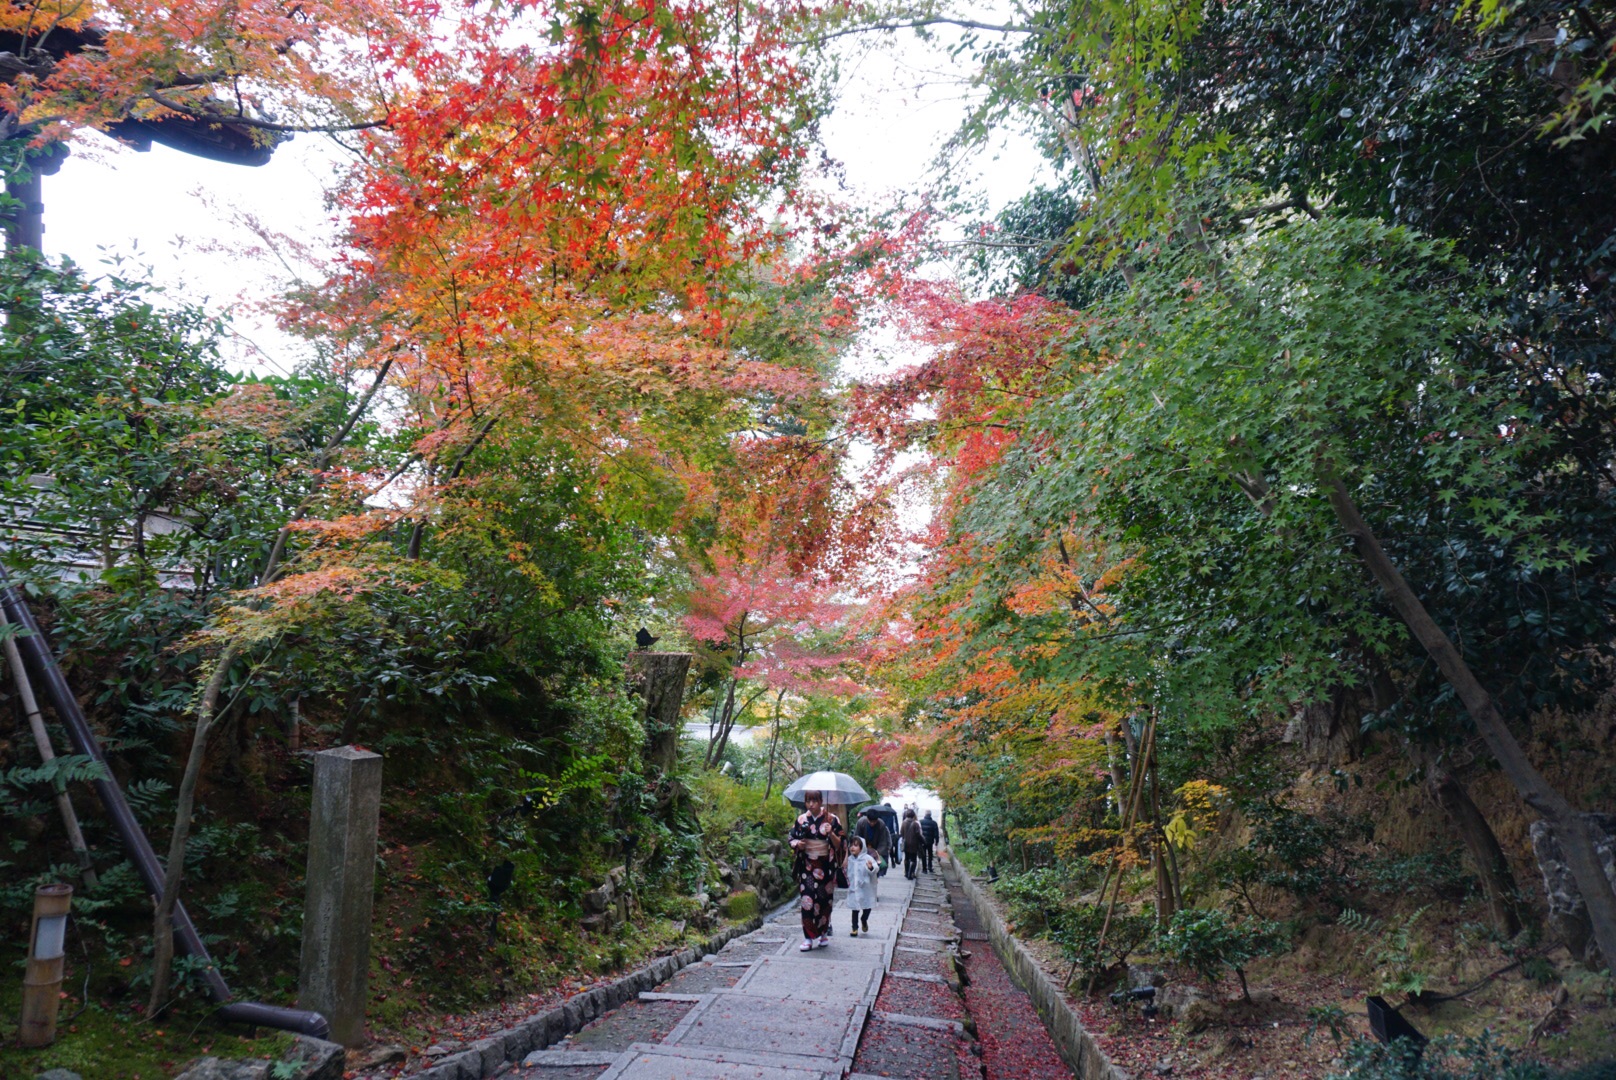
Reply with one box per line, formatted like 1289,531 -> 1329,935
920,815 -> 939,844
901,817 -> 924,852
856,815 -> 891,858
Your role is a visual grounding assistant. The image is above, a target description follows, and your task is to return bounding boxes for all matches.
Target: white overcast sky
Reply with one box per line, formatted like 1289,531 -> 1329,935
42,22 -> 1052,375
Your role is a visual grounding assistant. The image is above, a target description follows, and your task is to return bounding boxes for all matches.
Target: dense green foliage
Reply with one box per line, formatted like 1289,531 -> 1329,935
1327,1031 -> 1611,1080
862,0 -> 1616,1067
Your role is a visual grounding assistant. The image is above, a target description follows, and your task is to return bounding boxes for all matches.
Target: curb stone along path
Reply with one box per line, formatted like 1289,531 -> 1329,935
949,863 -> 1128,1080
398,913 -> 773,1080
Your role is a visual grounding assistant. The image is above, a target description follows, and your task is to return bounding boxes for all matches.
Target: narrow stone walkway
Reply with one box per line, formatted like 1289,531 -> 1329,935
512,872 -> 917,1080
502,853 -> 1073,1080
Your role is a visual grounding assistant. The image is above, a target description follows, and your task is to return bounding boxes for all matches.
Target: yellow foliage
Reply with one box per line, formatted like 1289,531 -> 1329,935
1174,779 -> 1230,841
1164,810 -> 1195,852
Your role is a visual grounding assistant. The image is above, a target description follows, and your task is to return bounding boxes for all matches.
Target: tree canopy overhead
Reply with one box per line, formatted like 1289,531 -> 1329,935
4,0 -> 1616,1067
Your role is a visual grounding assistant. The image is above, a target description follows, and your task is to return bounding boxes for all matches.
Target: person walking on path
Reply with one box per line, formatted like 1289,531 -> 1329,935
919,809 -> 939,874
789,789 -> 844,949
844,835 -> 879,936
855,808 -> 892,876
901,808 -> 924,880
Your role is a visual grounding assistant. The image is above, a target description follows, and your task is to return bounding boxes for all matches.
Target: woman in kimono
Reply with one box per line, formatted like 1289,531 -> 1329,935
788,789 -> 845,950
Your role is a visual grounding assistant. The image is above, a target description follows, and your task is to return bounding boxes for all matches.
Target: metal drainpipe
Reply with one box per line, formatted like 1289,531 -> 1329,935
0,574 -> 329,1039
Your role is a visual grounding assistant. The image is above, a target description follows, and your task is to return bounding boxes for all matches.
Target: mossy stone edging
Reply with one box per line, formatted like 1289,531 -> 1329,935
948,863 -> 1129,1080
403,914 -> 768,1080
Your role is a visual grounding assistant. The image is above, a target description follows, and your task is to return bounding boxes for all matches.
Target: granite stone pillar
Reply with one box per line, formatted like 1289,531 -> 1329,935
299,746 -> 382,1047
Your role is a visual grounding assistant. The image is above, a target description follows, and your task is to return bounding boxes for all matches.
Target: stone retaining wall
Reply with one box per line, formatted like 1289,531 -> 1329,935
405,910 -> 778,1080
948,862 -> 1130,1080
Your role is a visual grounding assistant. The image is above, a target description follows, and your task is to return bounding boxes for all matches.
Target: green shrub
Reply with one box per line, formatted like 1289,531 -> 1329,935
1049,903 -> 1156,995
991,867 -> 1156,993
724,890 -> 761,920
1326,1031 -> 1569,1079
1212,802 -> 1372,912
1158,908 -> 1284,1000
691,771 -> 795,861
996,867 -> 1071,933
1361,850 -> 1475,904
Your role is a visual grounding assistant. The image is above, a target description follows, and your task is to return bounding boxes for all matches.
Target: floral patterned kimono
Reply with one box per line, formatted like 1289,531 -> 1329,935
789,808 -> 845,939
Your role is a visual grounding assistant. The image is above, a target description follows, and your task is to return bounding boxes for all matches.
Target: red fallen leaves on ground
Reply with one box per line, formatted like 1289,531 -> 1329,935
851,1014 -> 962,1078
1062,974 -> 1364,1078
875,974 -> 968,1021
961,950 -> 1071,1079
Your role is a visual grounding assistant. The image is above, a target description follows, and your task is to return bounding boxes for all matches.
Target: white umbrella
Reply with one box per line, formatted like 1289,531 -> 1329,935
782,771 -> 870,807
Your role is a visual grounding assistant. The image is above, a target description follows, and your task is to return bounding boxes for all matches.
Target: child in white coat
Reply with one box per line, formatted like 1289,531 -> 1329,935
845,835 -> 879,936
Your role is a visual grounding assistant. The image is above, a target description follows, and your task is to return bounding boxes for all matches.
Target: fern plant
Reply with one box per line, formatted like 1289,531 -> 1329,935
1,754 -> 109,793
519,753 -> 614,811
1337,907 -> 1432,999
123,777 -> 173,823
0,754 -> 109,824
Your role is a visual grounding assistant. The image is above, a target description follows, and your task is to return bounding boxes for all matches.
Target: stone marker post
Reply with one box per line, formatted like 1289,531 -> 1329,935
299,745 -> 382,1047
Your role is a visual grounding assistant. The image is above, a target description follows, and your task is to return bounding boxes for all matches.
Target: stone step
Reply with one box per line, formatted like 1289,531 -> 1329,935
887,970 -> 949,985
596,1042 -> 841,1080
522,1049 -> 622,1067
872,1009 -> 966,1035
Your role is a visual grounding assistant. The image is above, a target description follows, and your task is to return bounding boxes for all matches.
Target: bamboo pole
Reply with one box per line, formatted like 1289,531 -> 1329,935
2,614 -> 96,887
1095,709 -> 1157,954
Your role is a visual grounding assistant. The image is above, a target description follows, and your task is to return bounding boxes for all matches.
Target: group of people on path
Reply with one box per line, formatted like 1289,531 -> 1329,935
788,790 -> 943,950
851,802 -> 939,879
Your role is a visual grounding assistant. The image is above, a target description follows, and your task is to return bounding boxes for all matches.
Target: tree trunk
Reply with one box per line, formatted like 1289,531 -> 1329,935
405,414 -> 499,561
763,689 -> 786,802
628,651 -> 691,778
1103,726 -> 1128,816
1285,687 -> 1362,766
1427,758 -> 1526,939
338,692 -> 367,746
711,685 -> 768,769
1162,827 -> 1185,913
704,677 -> 738,768
1149,757 -> 1175,922
1325,477 -> 1616,967
1367,652 -> 1523,934
147,645 -> 235,1017
260,355 -> 397,586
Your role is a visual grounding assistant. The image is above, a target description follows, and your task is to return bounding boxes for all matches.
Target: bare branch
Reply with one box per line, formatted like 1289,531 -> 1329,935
146,90 -> 386,134
1231,197 -> 1321,222
789,16 -> 1036,46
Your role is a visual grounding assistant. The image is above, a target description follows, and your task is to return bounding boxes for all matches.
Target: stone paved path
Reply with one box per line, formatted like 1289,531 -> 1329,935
512,873 -> 917,1080
502,854 -> 1073,1080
